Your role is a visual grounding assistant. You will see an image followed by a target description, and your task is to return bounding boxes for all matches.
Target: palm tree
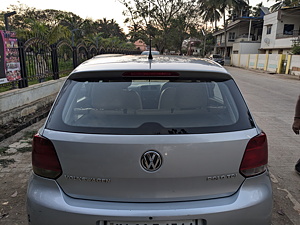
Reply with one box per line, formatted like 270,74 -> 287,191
97,18 -> 112,39
84,32 -> 104,49
59,12 -> 84,44
199,0 -> 249,56
48,24 -> 71,44
222,0 -> 249,56
108,19 -> 127,41
16,19 -> 70,44
81,19 -> 101,36
95,18 -> 126,40
59,12 -> 84,31
250,2 -> 264,17
199,0 -> 222,31
269,0 -> 300,12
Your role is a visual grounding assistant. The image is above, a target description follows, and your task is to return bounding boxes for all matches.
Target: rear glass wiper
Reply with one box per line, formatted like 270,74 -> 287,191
168,129 -> 188,134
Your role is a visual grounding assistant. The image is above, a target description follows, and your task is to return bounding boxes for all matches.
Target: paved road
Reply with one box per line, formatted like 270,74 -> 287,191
226,67 -> 300,225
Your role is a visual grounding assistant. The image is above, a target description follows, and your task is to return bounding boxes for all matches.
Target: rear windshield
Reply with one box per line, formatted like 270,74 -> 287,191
46,78 -> 254,134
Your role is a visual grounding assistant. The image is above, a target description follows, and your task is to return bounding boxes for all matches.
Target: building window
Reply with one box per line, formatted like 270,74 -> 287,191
266,25 -> 272,35
218,35 -> 222,43
283,24 -> 294,35
228,32 -> 235,41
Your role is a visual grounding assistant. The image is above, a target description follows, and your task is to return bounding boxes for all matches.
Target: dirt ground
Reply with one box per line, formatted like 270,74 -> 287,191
0,119 -> 45,225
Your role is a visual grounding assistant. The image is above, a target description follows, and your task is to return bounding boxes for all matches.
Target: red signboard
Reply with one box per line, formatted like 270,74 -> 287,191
0,30 -> 21,84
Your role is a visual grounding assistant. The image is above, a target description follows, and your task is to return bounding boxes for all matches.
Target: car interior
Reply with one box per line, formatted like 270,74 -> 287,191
61,79 -> 239,130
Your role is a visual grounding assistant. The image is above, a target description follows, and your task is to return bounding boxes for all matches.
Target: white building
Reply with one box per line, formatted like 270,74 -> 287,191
213,9 -> 269,57
260,6 -> 300,54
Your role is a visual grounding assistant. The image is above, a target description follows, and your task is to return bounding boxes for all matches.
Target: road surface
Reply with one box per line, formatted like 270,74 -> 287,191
227,66 -> 300,225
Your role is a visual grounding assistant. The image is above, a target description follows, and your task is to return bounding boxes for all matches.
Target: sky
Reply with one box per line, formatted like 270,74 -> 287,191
0,0 -> 275,33
0,0 -> 129,31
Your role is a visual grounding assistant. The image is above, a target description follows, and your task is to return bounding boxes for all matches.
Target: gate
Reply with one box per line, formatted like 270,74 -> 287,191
0,36 -> 140,91
76,43 -> 89,66
56,40 -> 73,76
23,37 -> 53,84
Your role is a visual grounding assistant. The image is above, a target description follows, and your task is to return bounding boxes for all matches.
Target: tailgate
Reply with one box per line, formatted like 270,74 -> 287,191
43,129 -> 258,202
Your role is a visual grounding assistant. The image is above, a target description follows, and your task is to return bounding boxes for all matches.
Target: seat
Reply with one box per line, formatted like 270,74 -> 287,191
158,87 -> 176,109
158,83 -> 208,110
176,83 -> 208,109
91,82 -> 142,111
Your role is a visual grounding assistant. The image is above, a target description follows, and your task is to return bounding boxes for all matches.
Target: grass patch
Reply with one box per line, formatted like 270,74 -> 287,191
0,159 -> 15,167
21,130 -> 37,144
0,81 -> 18,93
17,147 -> 32,153
24,130 -> 37,139
0,147 -> 9,155
0,86 -> 12,93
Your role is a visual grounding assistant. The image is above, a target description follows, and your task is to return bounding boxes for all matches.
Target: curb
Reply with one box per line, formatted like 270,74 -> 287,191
225,65 -> 300,81
0,109 -> 49,142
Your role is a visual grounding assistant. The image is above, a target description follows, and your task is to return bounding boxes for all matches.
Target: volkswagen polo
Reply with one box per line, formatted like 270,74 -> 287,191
27,54 -> 272,225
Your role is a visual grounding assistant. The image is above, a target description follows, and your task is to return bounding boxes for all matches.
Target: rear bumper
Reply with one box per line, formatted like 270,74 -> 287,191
27,173 -> 272,225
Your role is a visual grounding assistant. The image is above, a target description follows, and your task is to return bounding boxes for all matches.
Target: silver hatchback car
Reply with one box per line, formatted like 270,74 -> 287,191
27,55 -> 272,225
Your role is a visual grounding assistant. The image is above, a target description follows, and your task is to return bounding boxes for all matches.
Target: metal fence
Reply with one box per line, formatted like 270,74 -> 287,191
0,37 -> 141,91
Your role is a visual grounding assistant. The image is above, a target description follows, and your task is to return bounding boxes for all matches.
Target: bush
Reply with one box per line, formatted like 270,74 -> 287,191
291,43 -> 300,55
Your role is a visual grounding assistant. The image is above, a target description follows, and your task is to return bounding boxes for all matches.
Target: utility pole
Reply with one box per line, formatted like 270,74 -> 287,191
202,29 -> 206,57
71,29 -> 80,68
4,11 -> 16,31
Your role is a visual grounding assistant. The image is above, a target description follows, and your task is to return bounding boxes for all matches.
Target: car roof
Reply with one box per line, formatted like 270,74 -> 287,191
70,54 -> 231,79
141,50 -> 160,55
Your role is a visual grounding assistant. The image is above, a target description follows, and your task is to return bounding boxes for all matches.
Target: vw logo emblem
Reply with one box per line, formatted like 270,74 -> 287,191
141,150 -> 162,172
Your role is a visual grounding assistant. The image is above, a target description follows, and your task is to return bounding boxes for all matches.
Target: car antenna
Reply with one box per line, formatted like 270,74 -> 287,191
148,38 -> 153,60
148,1 -> 153,60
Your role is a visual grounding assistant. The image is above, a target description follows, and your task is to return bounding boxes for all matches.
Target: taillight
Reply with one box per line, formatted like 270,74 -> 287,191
240,132 -> 268,177
32,134 -> 62,179
122,71 -> 179,77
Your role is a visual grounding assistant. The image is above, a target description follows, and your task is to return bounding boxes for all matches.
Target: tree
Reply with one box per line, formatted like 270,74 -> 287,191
2,4 -> 73,43
198,0 -> 250,57
16,19 -> 71,44
168,16 -> 194,54
199,0 -> 222,31
84,33 -> 103,48
58,12 -> 85,45
227,0 -> 251,20
89,18 -> 127,41
199,0 -> 249,57
1,3 -> 128,51
0,13 -> 6,30
268,0 -> 300,12
5,4 -> 65,31
120,0 -> 199,53
291,41 -> 300,55
250,2 -> 264,17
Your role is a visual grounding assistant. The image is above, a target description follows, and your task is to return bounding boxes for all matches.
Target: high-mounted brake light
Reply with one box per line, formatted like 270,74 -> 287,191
240,132 -> 268,177
122,72 -> 179,77
32,134 -> 62,179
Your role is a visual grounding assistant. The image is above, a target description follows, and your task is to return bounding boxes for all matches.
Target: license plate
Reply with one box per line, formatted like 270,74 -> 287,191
108,219 -> 197,225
